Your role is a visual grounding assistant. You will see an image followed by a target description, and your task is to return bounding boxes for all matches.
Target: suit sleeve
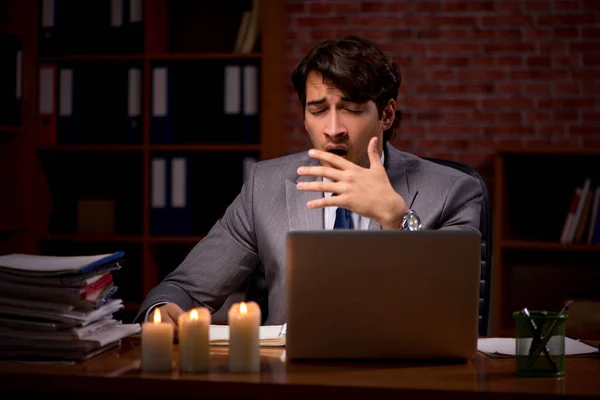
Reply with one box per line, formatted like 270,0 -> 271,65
135,163 -> 260,322
437,174 -> 483,232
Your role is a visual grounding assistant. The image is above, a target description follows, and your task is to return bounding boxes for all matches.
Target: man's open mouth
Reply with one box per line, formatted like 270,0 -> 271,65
327,148 -> 348,157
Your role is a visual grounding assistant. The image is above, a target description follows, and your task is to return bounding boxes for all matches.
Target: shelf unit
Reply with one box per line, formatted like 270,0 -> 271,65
0,0 -> 285,323
491,147 -> 600,337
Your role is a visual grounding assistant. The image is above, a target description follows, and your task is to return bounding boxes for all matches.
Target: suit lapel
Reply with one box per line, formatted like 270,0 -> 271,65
379,143 -> 411,228
286,158 -> 323,231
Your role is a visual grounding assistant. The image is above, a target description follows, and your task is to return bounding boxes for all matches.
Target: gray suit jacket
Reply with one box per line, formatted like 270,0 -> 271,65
136,143 -> 483,324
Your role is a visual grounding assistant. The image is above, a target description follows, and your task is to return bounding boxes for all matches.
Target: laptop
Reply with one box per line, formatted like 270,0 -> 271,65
285,229 -> 481,361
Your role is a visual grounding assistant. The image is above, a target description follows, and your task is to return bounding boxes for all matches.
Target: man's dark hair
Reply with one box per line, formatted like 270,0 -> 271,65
291,35 -> 402,142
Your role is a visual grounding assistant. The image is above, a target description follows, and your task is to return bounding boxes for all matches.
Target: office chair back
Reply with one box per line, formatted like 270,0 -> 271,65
424,157 -> 492,337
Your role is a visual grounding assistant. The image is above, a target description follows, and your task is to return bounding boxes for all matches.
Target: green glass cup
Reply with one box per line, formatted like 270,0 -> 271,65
513,310 -> 567,377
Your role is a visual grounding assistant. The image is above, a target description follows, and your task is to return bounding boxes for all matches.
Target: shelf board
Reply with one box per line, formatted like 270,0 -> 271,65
37,144 -> 143,152
38,54 -> 145,62
38,234 -> 144,243
0,126 -> 22,134
501,240 -> 600,251
149,144 -> 261,152
149,236 -> 205,244
149,52 -> 261,60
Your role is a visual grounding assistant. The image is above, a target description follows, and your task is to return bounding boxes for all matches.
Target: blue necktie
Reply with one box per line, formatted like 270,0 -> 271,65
334,207 -> 354,229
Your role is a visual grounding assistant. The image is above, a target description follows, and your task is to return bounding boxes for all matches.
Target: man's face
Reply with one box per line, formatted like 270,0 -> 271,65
303,71 -> 389,169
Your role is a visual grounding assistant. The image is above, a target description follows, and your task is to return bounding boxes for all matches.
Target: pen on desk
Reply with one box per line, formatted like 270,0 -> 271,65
521,308 -> 557,372
526,300 -> 572,369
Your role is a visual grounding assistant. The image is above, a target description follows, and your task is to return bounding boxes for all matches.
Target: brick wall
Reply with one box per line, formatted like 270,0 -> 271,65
283,0 -> 600,178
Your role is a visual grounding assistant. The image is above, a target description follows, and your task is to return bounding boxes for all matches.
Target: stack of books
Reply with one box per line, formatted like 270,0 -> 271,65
0,251 -> 141,362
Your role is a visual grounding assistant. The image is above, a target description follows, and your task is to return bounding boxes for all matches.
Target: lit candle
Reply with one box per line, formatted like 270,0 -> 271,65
141,308 -> 174,373
228,301 -> 261,373
178,307 -> 210,373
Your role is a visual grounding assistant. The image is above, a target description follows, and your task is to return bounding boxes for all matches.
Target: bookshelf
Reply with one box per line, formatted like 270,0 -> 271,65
0,0 -> 285,323
491,148 -> 600,336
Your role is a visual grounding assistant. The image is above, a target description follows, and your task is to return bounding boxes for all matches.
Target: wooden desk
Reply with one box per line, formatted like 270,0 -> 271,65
0,337 -> 599,400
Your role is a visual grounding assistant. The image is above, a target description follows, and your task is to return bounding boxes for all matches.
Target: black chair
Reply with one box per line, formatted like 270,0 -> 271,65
424,157 -> 492,337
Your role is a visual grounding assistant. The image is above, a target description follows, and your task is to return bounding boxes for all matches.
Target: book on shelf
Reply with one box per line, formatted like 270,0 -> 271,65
560,179 -> 600,245
0,251 -> 140,362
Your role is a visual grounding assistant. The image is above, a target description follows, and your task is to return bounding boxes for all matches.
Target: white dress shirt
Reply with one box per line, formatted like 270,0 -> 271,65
323,151 -> 385,230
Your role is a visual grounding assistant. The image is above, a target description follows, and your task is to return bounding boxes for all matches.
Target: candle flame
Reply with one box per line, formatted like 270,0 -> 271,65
153,308 -> 161,323
190,308 -> 199,320
240,302 -> 248,314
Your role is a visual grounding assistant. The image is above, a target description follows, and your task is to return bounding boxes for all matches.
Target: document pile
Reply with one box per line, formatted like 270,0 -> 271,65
0,251 -> 141,362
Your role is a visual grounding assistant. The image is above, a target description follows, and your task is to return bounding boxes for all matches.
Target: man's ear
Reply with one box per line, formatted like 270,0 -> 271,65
381,99 -> 396,131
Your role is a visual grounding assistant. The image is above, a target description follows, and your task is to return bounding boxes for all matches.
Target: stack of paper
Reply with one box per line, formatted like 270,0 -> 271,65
477,337 -> 600,358
0,252 -> 141,362
209,323 -> 286,347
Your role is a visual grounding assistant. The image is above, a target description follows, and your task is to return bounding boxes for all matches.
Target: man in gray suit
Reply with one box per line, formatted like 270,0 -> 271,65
137,36 -> 483,328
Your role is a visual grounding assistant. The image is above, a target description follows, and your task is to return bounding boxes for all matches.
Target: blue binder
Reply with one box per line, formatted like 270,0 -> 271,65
151,66 -> 174,144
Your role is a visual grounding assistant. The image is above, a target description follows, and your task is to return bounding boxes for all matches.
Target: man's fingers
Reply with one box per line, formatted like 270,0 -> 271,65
297,165 -> 344,181
307,149 -> 355,170
307,195 -> 345,209
296,180 -> 341,193
368,137 -> 382,169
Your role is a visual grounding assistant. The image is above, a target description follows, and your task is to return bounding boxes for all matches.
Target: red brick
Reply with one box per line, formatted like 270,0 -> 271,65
496,83 -> 523,95
388,3 -> 411,13
554,83 -> 582,96
485,43 -> 536,53
308,4 -> 333,14
445,84 -> 495,94
485,126 -> 536,136
416,2 -> 442,12
570,126 -> 600,135
525,1 -> 551,11
497,57 -> 524,67
445,57 -> 470,67
481,98 -> 535,108
583,112 -> 600,122
457,70 -> 507,80
554,27 -> 580,39
583,56 -> 600,66
527,56 -> 551,68
428,43 -> 481,54
285,4 -> 306,13
538,14 -> 596,25
361,3 -> 386,12
525,84 -> 551,95
416,57 -> 445,67
481,15 -> 533,26
554,1 -> 581,11
554,112 -> 579,122
444,1 -> 495,11
525,112 -> 553,123
296,17 -> 346,26
539,98 -> 596,108
497,1 -> 523,11
416,29 -> 442,39
335,3 -> 361,13
523,28 -> 552,40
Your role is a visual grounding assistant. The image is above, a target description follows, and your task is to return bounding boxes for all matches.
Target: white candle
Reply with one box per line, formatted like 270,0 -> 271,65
228,301 -> 261,373
178,307 -> 210,373
141,308 -> 174,373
